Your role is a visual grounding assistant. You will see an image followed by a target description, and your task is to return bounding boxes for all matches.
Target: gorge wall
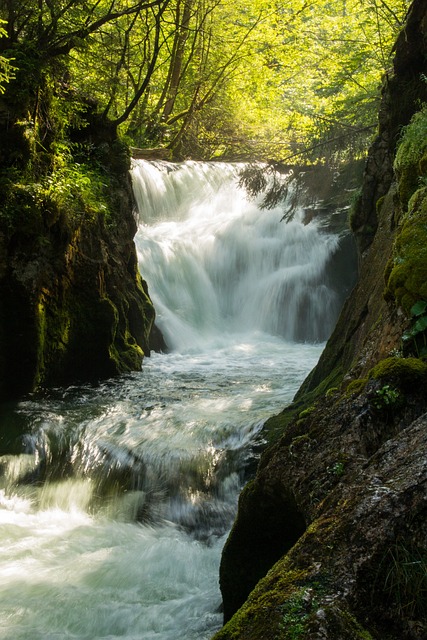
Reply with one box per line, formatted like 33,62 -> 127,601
0,121 -> 156,403
213,1 -> 427,638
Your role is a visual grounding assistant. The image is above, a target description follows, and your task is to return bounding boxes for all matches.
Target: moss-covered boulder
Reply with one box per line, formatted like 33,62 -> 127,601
369,356 -> 427,389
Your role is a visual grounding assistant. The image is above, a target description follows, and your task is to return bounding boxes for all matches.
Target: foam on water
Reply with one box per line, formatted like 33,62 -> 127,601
0,160 -> 352,639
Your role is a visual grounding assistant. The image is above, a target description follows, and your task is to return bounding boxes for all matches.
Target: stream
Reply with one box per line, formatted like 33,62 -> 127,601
0,160 -> 355,640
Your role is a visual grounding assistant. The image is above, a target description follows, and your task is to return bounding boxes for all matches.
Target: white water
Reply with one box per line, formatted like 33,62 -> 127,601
132,161 -> 342,348
0,160 -> 351,640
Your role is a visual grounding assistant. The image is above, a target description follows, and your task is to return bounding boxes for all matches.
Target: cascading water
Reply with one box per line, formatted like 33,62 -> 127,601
132,160 -> 344,349
0,160 -> 356,640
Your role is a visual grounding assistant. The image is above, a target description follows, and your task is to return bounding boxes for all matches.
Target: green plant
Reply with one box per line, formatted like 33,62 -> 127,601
327,461 -> 345,477
402,299 -> 427,357
279,588 -> 317,639
0,20 -> 15,94
374,541 -> 427,620
371,384 -> 401,411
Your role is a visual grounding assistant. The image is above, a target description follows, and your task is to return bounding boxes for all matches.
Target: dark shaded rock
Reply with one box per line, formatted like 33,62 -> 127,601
220,478 -> 306,623
0,147 -> 156,401
214,377 -> 427,639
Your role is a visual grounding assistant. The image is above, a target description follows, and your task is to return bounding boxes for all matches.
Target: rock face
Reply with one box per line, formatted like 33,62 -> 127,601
0,141 -> 156,402
213,1 -> 427,639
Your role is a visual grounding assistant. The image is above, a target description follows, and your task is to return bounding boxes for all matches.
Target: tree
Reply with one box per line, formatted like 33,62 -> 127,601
0,19 -> 13,93
0,0 -> 411,163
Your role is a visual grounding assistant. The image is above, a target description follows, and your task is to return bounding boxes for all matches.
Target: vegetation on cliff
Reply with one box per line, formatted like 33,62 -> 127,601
214,1 -> 427,639
0,4 -> 158,400
0,129 -> 156,400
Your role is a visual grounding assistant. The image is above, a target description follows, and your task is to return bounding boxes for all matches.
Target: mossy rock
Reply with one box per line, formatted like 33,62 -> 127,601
394,105 -> 427,207
345,378 -> 368,396
385,187 -> 427,313
298,406 -> 315,420
214,567 -> 312,640
219,479 -> 306,623
387,107 -> 427,311
322,606 -> 374,640
369,356 -> 427,389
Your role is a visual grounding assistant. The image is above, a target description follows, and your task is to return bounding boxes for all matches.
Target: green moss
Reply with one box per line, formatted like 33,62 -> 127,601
213,569 -> 311,640
385,187 -> 427,312
279,587 -> 319,639
219,478 -> 307,624
394,105 -> 427,207
262,361 -> 344,445
369,356 -> 427,389
290,434 -> 311,449
419,151 -> 427,175
262,402 -> 307,444
376,195 -> 385,215
298,406 -> 315,419
385,105 -> 427,312
110,326 -> 145,372
35,292 -> 71,388
325,386 -> 339,398
296,402 -> 325,428
345,378 -> 368,396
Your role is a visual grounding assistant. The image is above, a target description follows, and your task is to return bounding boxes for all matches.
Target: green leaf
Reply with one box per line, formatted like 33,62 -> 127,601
410,300 -> 427,317
413,316 -> 427,333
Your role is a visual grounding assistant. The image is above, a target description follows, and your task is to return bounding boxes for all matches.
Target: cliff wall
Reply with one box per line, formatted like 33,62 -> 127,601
0,134 -> 156,403
213,1 -> 427,638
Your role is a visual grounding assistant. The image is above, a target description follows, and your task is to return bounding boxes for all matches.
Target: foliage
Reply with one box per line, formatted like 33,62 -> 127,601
0,19 -> 13,93
0,0 -> 409,162
327,461 -> 345,477
402,300 -> 427,357
374,540 -> 427,620
279,582 -> 329,639
371,384 -> 401,411
280,589 -> 313,638
0,145 -> 113,233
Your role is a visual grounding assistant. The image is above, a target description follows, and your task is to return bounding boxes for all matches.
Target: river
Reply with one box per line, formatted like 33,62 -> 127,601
0,161 -> 354,640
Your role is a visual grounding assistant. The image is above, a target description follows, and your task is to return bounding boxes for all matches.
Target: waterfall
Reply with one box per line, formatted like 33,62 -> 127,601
0,160 -> 357,640
131,160 -> 350,351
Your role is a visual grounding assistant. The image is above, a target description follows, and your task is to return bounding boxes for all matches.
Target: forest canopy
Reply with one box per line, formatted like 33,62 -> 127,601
0,0 -> 410,162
